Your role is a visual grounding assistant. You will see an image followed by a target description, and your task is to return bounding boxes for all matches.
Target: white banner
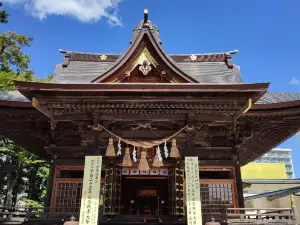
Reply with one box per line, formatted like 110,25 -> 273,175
79,156 -> 102,225
185,157 -> 202,225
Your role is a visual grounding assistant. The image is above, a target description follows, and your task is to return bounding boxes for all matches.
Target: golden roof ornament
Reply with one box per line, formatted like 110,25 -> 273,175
143,9 -> 149,24
100,54 -> 107,61
131,9 -> 161,44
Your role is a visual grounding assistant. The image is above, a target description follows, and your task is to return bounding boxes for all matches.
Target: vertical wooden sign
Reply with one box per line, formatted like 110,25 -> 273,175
185,157 -> 202,225
79,156 -> 102,225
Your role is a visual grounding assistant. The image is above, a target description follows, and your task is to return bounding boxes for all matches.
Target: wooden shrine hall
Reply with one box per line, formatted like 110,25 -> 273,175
1,9 -> 300,225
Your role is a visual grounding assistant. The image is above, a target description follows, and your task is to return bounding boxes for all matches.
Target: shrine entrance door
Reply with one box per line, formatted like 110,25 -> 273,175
121,176 -> 169,216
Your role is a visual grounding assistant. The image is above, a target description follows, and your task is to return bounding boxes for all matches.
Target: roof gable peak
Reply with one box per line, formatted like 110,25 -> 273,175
92,11 -> 198,83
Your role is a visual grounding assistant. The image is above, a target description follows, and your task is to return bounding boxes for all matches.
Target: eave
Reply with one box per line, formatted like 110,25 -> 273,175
0,100 -> 32,107
0,105 -> 49,159
16,81 -> 269,93
252,100 -> 300,110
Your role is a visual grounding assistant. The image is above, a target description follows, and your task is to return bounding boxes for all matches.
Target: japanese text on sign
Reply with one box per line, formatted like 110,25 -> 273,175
185,157 -> 202,225
79,156 -> 102,225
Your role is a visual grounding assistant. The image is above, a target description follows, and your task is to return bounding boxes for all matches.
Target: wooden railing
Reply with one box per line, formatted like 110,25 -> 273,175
0,206 -> 80,224
0,207 -> 27,224
224,207 -> 299,225
0,206 -> 298,225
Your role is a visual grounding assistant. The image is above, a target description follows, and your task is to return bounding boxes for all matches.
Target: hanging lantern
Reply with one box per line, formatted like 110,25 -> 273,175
138,151 -> 150,171
105,138 -> 116,157
122,147 -> 132,167
169,138 -> 180,158
152,146 -> 163,167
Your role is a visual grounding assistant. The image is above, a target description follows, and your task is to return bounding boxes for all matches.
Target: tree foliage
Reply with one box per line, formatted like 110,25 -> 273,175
0,2 -> 53,90
0,140 -> 49,207
0,2 -> 51,207
0,31 -> 33,73
0,2 -> 8,24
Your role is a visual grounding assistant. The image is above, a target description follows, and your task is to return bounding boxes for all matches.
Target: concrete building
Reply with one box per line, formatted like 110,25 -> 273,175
243,179 -> 300,220
242,163 -> 287,179
254,148 -> 295,179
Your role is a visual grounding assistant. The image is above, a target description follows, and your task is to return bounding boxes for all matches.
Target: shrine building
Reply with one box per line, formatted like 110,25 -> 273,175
0,10 -> 300,225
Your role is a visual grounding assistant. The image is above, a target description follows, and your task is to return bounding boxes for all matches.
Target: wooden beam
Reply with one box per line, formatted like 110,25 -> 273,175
195,147 -> 233,151
54,113 -> 185,122
186,113 -> 196,155
44,163 -> 55,208
198,160 -> 236,166
235,164 -> 245,208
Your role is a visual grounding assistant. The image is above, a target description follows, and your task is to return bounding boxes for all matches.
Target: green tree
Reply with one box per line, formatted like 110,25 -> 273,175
0,140 -> 49,207
0,3 -> 51,207
0,2 -> 9,24
0,31 -> 33,73
0,2 -> 52,90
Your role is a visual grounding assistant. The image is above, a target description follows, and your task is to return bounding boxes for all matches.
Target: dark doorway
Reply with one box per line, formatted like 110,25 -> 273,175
121,177 -> 168,216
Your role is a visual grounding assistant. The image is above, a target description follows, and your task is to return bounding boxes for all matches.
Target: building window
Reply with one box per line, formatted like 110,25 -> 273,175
54,181 -> 83,212
200,179 -> 236,221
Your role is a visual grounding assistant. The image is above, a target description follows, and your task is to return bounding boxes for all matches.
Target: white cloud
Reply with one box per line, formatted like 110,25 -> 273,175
3,0 -> 123,26
289,77 -> 300,85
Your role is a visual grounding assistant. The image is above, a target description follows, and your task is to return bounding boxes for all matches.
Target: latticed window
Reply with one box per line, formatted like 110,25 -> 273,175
53,181 -> 83,212
53,180 -> 106,211
52,167 -> 105,212
200,183 -> 234,212
200,180 -> 236,222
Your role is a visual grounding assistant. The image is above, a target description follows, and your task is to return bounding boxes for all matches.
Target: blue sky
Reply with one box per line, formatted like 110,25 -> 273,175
1,0 -> 300,176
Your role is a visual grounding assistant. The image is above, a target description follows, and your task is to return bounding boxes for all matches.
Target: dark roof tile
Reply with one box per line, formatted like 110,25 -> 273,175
51,61 -> 114,83
52,60 -> 242,84
256,92 -> 300,104
176,62 -> 242,84
0,91 -> 30,102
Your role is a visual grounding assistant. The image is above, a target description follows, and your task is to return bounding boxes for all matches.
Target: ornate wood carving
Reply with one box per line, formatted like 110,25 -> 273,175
168,167 -> 184,216
103,167 -> 122,216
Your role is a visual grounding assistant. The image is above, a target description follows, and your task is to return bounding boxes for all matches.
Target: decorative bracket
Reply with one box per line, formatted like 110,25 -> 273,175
32,97 -> 53,119
50,120 -> 57,131
139,60 -> 152,75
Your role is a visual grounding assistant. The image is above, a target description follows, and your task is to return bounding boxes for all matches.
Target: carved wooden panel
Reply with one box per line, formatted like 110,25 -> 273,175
52,180 -> 82,212
175,168 -> 185,216
103,168 -> 114,215
103,167 -> 122,215
167,167 -> 184,216
168,168 -> 175,215
113,167 -> 122,215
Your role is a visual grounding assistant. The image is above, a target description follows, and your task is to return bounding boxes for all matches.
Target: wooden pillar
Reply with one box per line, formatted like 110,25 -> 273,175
185,114 -> 195,156
235,164 -> 245,208
44,163 -> 55,207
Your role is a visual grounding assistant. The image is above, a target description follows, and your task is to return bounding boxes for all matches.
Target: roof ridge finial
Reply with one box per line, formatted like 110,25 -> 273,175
144,9 -> 148,24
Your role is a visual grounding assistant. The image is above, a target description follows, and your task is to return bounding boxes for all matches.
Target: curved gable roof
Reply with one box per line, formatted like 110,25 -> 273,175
91,24 -> 198,83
